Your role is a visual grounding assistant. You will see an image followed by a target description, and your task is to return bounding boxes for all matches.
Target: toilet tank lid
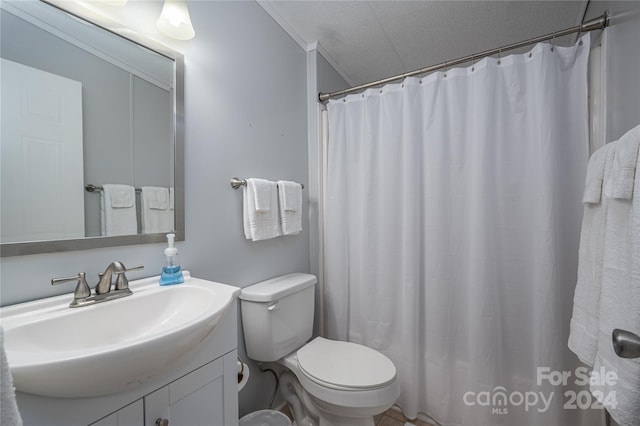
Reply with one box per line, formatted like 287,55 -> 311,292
239,273 -> 317,302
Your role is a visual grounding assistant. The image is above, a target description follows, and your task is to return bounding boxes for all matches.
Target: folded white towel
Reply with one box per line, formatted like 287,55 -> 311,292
243,179 -> 280,241
1,327 -> 23,426
590,125 -> 640,425
608,124 -> 640,200
141,187 -> 173,234
101,184 -> 137,236
569,143 -> 616,366
582,143 -> 612,204
277,180 -> 302,235
277,180 -> 302,211
142,186 -> 170,210
106,184 -> 134,208
249,178 -> 273,212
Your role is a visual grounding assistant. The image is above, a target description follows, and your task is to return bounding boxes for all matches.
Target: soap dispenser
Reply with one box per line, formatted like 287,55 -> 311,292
160,233 -> 184,286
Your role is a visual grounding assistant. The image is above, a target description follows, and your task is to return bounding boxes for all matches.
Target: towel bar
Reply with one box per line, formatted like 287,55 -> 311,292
230,177 -> 304,190
85,184 -> 143,193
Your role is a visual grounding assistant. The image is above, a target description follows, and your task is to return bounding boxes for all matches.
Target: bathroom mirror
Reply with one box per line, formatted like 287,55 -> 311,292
0,0 -> 184,257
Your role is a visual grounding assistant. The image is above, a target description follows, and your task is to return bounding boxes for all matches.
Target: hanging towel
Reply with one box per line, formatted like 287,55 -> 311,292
608,124 -> 640,200
277,180 -> 302,211
141,186 -> 173,234
243,179 -> 280,241
249,178 -> 273,212
277,180 -> 302,235
582,143 -> 612,204
590,125 -> 640,426
142,186 -> 169,210
1,327 -> 23,426
100,184 -> 137,236
169,187 -> 175,210
569,143 -> 616,366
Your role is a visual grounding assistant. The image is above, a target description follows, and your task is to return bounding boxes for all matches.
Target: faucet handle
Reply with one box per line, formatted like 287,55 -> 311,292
51,272 -> 91,300
114,265 -> 144,290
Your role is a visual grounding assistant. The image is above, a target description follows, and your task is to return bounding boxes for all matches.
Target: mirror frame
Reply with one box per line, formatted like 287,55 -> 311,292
0,0 -> 184,257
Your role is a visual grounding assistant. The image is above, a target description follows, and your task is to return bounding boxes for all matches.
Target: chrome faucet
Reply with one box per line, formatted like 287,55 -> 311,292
96,261 -> 126,294
52,262 -> 144,308
51,272 -> 92,308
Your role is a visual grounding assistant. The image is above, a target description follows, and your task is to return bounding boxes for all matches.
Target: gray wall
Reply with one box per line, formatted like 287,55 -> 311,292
317,53 -> 349,95
0,0 -> 309,417
305,48 -> 348,338
586,1 -> 640,142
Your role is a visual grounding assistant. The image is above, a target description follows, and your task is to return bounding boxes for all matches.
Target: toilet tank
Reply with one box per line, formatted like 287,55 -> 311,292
239,273 -> 316,362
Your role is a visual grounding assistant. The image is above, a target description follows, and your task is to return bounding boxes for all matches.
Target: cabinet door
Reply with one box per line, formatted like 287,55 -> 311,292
90,400 -> 143,426
145,352 -> 238,426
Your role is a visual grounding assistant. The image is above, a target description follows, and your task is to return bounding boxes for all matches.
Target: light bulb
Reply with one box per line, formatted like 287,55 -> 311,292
156,0 -> 195,40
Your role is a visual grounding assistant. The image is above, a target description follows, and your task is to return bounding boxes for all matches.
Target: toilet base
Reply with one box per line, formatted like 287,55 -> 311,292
278,351 -> 398,426
279,370 -> 387,426
317,410 -> 375,426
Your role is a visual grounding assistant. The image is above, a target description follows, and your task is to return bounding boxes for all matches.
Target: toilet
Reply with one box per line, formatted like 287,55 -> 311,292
239,273 -> 399,426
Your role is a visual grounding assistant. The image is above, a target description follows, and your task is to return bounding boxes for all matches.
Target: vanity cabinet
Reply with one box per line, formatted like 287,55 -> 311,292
90,352 -> 237,426
91,400 -> 144,426
144,352 -> 237,426
16,301 -> 239,426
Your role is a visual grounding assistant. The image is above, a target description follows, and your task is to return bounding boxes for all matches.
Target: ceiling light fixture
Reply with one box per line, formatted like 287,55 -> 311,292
156,0 -> 195,40
98,0 -> 128,5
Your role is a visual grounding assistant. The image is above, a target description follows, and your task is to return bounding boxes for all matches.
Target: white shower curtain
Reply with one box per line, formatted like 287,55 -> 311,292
325,34 -> 601,426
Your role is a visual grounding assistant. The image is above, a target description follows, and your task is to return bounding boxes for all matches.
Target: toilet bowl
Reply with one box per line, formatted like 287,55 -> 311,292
281,337 -> 399,426
239,273 -> 399,426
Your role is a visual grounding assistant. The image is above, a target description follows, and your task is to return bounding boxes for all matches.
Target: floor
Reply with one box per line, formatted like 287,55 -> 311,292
280,404 -> 436,426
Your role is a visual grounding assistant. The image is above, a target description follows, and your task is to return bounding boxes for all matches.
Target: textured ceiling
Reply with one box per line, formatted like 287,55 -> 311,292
260,1 -> 588,87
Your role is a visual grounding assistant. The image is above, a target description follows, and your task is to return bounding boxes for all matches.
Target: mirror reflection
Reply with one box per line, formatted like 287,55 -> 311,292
0,1 -> 180,252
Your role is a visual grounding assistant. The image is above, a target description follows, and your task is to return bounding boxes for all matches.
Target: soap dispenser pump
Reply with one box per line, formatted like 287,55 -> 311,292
160,233 -> 184,286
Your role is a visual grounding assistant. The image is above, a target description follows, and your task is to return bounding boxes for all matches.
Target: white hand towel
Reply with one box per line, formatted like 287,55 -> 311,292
277,180 -> 302,235
1,327 -> 24,426
609,124 -> 640,200
141,187 -> 173,234
243,179 -> 280,241
106,184 -> 134,208
582,143 -> 612,204
101,184 -> 137,236
277,180 -> 302,211
569,143 -> 616,366
143,186 -> 169,210
249,178 -> 273,212
590,125 -> 640,426
169,187 -> 175,210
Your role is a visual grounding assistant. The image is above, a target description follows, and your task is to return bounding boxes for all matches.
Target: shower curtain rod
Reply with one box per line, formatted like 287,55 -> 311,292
318,12 -> 608,103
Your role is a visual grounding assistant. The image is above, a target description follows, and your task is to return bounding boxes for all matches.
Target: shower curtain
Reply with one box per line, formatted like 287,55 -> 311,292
325,34 -> 601,426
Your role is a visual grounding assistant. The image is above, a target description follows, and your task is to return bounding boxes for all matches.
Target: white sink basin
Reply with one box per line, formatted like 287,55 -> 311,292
0,272 -> 240,398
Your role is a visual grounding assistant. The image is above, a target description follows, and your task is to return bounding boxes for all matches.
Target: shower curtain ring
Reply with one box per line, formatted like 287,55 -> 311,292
471,55 -> 475,72
551,32 -> 556,51
497,49 -> 502,65
577,28 -> 584,46
444,61 -> 448,78
419,69 -> 424,84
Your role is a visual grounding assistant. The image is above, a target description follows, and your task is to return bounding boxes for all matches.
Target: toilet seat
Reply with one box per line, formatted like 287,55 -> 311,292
296,337 -> 396,391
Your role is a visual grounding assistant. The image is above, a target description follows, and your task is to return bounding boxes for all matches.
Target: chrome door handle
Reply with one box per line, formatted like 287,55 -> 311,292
612,329 -> 640,359
155,418 -> 169,426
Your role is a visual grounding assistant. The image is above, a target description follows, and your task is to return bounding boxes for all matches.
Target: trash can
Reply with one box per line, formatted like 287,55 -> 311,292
239,409 -> 292,426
